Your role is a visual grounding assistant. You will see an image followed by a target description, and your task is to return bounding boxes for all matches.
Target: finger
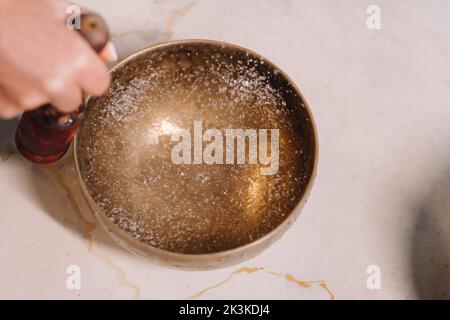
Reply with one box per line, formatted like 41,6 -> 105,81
0,76 -> 49,111
20,91 -> 49,111
0,91 -> 21,119
0,107 -> 21,120
76,49 -> 111,97
45,79 -> 83,113
8,89 -> 48,111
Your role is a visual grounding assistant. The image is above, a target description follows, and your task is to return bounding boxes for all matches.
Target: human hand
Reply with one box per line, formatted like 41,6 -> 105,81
0,0 -> 116,119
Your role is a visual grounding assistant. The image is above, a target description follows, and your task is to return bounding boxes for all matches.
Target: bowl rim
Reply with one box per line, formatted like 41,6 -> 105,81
73,38 -> 319,264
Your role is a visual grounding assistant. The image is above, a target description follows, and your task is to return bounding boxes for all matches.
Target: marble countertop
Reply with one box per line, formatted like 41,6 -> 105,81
1,0 -> 450,299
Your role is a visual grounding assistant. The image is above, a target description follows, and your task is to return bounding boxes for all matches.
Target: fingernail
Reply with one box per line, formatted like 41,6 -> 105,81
100,42 -> 118,63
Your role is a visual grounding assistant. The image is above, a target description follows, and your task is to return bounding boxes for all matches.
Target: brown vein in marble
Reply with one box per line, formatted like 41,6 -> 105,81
41,160 -> 142,300
188,267 -> 335,300
267,271 -> 335,300
188,267 -> 261,299
164,0 -> 200,40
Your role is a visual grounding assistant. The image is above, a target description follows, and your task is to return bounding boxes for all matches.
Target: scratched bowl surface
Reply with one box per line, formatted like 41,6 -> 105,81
76,41 -> 316,255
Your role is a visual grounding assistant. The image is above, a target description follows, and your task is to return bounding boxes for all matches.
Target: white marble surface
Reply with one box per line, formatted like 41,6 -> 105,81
1,0 -> 450,299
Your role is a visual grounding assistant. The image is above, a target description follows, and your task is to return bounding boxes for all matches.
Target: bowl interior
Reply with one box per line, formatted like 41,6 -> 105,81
76,41 -> 316,255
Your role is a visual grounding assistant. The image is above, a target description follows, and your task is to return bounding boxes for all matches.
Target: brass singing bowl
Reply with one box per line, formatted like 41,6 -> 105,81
74,40 -> 318,269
